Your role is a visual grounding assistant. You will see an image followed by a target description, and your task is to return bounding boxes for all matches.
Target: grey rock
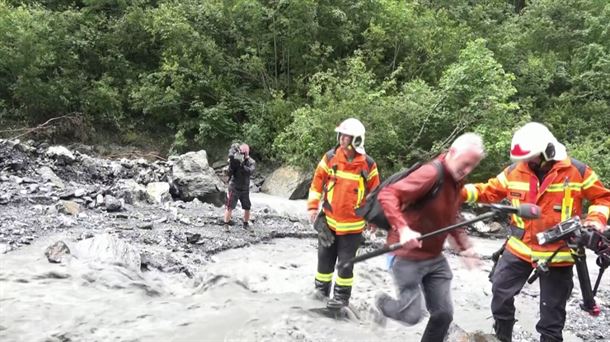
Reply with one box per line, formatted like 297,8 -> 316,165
46,146 -> 76,165
261,166 -> 312,200
58,215 -> 77,227
138,223 -> 154,230
445,323 -> 500,341
168,150 -> 226,206
58,200 -> 81,216
96,194 -> 104,207
104,195 -> 123,212
146,182 -> 171,204
111,179 -> 147,204
44,241 -> 71,263
59,190 -> 75,199
28,184 -> 39,193
37,166 -> 65,189
186,233 -> 201,244
110,162 -> 124,177
21,177 -> 37,183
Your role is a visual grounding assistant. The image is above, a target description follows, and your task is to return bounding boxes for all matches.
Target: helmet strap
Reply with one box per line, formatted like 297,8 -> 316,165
542,142 -> 555,161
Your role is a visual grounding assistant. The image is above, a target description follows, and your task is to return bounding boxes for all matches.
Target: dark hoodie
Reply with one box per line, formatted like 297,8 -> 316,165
228,156 -> 256,191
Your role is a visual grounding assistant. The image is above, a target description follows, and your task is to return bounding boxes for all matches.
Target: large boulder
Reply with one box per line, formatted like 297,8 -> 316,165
168,150 -> 226,206
71,234 -> 141,271
261,166 -> 312,200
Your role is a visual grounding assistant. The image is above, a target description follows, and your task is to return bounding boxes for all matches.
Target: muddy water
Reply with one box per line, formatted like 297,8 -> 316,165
0,234 -> 596,341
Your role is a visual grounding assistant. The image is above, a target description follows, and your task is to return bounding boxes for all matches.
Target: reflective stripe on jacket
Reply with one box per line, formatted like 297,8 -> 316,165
462,158 -> 610,265
308,147 -> 380,235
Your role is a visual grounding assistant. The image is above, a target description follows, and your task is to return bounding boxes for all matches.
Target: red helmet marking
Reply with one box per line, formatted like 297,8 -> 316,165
511,144 -> 530,157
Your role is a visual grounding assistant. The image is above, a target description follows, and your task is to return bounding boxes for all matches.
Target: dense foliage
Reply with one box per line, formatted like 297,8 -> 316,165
1,0 -> 609,182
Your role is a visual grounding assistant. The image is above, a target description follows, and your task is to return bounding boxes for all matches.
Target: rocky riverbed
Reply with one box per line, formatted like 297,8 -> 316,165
0,139 -> 608,342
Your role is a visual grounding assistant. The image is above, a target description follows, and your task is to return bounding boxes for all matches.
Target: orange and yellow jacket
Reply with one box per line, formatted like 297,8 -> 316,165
308,146 -> 380,235
462,158 -> 610,266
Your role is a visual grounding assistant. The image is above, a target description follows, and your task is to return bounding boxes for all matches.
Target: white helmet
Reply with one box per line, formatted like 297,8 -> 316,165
510,122 -> 567,162
335,118 -> 366,154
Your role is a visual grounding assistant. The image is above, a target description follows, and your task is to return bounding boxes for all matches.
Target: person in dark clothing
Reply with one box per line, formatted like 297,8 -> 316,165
224,143 -> 256,230
374,133 -> 486,342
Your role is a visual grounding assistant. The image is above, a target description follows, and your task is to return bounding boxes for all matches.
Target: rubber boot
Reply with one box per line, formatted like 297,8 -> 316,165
493,319 -> 515,342
313,280 -> 330,301
327,285 -> 351,309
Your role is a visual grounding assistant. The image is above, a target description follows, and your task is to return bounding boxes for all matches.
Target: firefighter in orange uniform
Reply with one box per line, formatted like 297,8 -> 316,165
307,118 -> 380,308
462,122 -> 610,342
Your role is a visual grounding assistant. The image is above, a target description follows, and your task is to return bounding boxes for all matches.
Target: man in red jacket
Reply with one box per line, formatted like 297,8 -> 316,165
375,133 -> 485,342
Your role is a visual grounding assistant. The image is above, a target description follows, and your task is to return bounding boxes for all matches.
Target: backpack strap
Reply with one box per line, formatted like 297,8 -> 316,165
325,148 -> 336,162
364,155 -> 375,170
322,148 -> 338,212
411,160 -> 444,209
360,155 -> 376,181
570,158 -> 586,178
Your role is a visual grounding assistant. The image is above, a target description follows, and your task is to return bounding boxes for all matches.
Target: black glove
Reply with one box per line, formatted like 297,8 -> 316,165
313,211 -> 335,247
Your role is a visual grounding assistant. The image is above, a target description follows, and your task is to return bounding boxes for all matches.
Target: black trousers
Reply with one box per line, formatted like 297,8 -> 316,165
491,250 -> 573,341
315,232 -> 362,300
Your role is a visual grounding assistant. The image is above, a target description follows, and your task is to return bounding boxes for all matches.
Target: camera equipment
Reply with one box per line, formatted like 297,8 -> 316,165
535,216 -> 582,245
233,152 -> 244,163
229,143 -> 244,163
529,216 -> 610,316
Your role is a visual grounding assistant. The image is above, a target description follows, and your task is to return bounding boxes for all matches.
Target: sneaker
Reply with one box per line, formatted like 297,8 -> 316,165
243,221 -> 249,228
219,218 -> 234,226
375,292 -> 391,308
371,293 -> 389,327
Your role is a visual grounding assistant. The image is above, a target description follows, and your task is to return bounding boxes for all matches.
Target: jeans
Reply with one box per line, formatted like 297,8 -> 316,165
378,254 -> 454,342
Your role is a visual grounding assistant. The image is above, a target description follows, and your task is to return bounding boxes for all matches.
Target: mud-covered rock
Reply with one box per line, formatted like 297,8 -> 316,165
71,233 -> 141,271
44,240 -> 71,263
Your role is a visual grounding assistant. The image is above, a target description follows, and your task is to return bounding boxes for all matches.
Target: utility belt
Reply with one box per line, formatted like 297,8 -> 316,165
489,225 -> 539,282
